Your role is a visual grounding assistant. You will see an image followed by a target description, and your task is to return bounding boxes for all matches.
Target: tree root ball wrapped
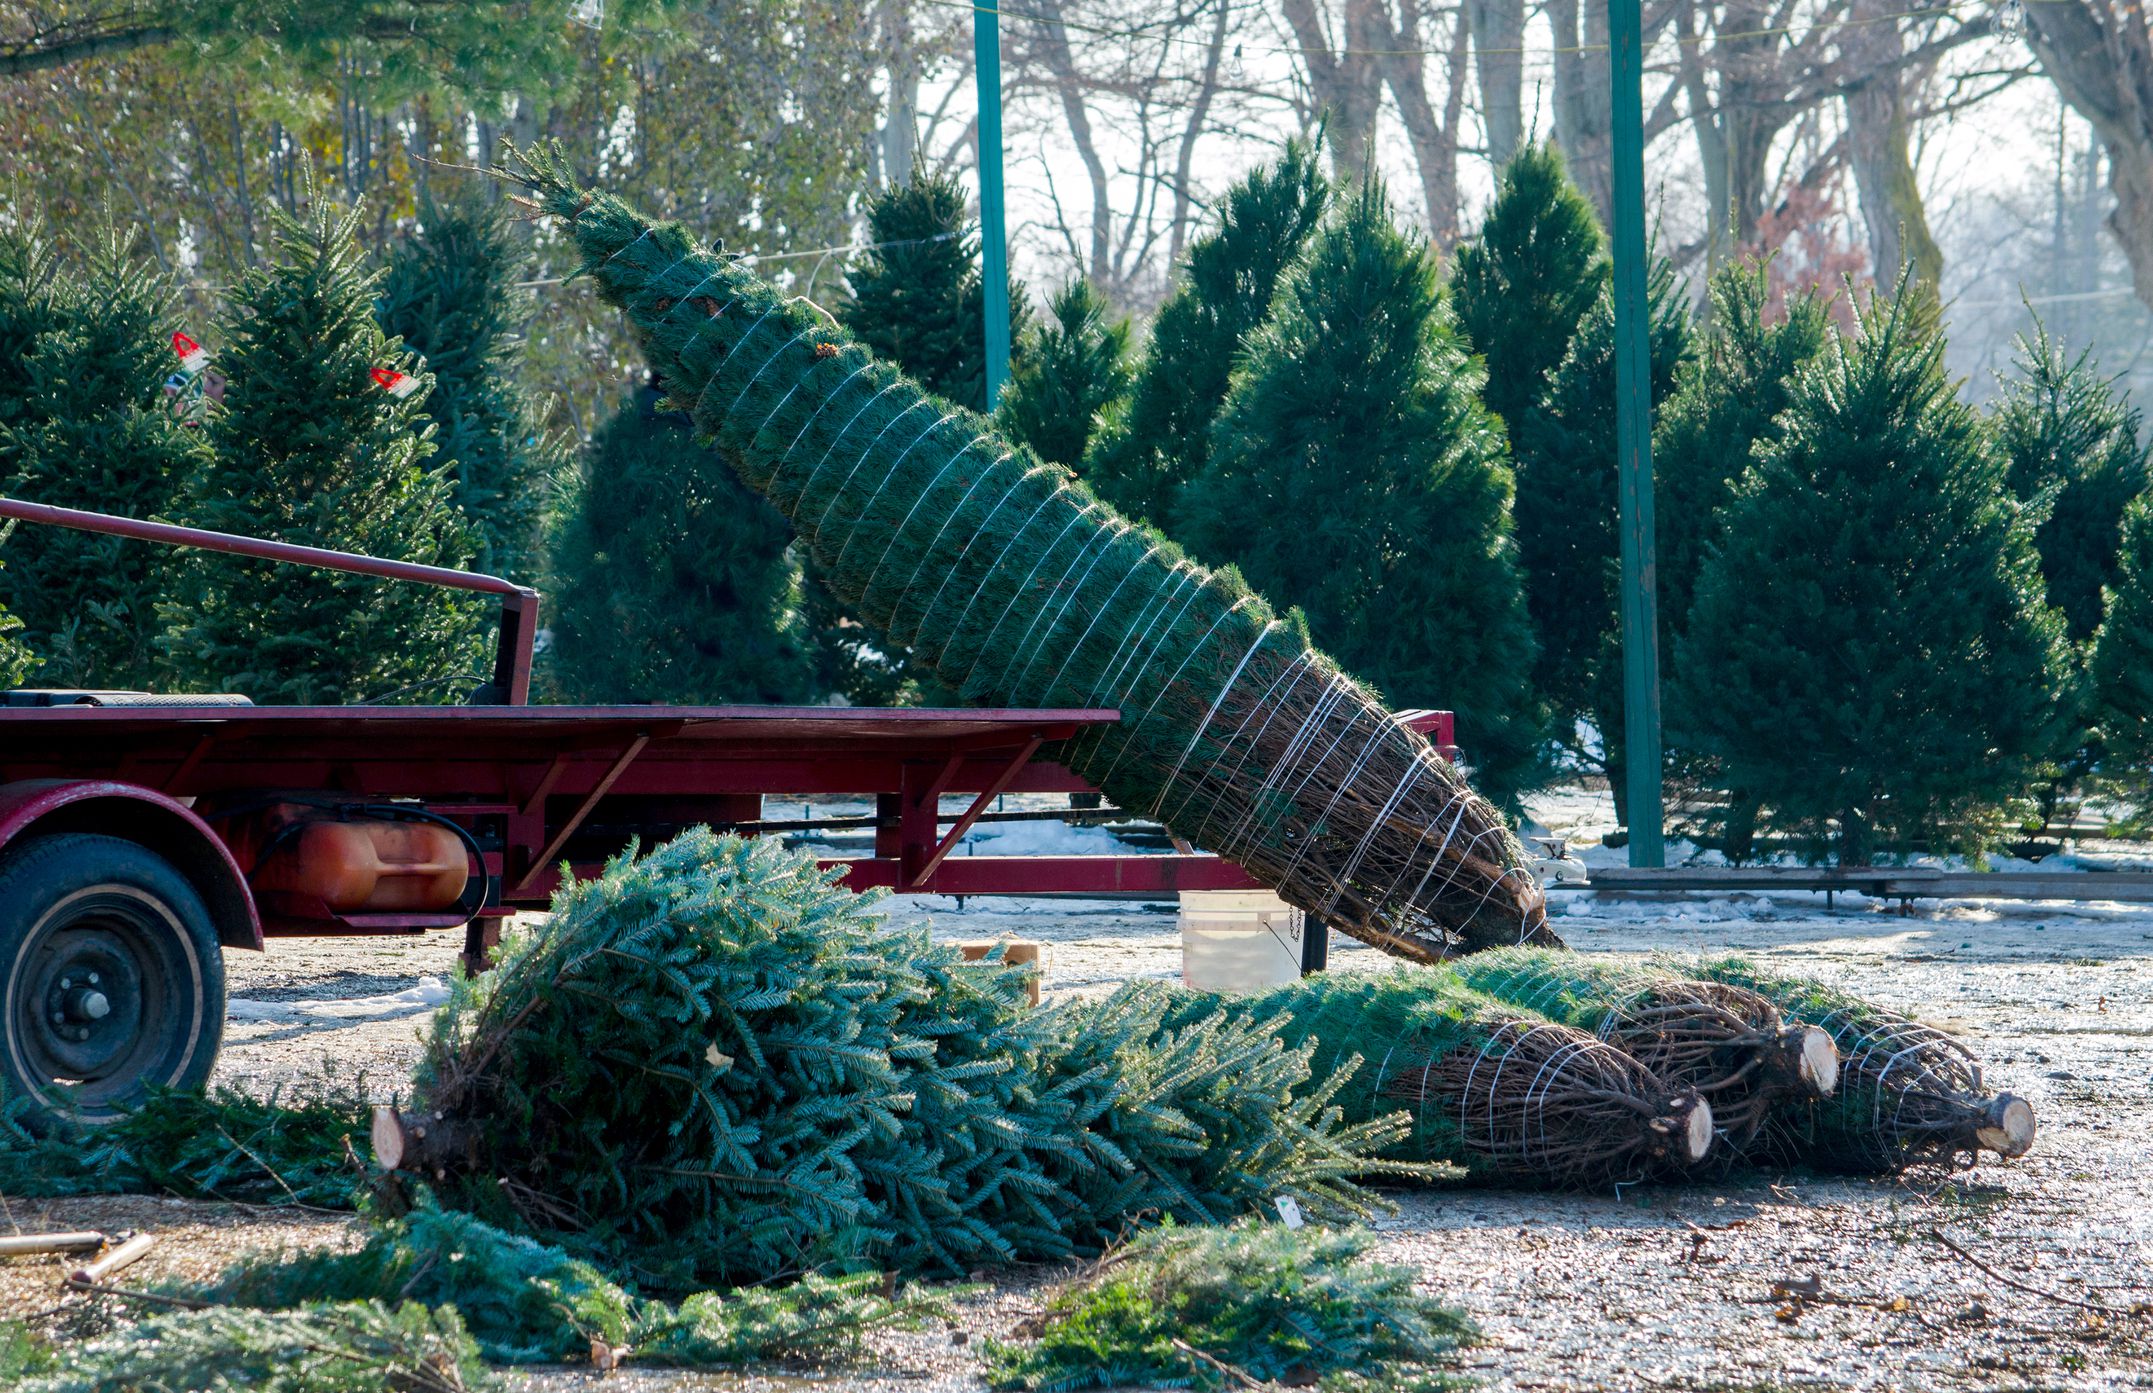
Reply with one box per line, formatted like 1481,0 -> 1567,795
491,143 -> 1554,960
1450,947 -> 1839,1157
1178,969 -> 1715,1187
1692,954 -> 2035,1173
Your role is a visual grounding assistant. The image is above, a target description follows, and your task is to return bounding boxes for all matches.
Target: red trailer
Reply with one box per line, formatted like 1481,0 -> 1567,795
0,499 -> 1454,1122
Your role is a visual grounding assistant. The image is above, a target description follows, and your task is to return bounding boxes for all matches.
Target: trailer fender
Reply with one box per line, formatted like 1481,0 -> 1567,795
0,781 -> 262,951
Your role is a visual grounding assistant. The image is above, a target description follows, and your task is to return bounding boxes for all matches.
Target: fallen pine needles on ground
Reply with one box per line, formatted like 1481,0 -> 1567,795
984,1222 -> 1474,1392
202,1199 -> 947,1367
0,1081 -> 371,1209
17,1300 -> 484,1393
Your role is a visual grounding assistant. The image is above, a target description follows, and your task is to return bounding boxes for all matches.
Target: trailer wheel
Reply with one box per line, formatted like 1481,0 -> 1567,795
0,834 -> 224,1125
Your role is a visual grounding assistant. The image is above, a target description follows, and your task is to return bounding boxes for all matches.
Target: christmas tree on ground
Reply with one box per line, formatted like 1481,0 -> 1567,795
377,194 -> 567,579
1992,323 -> 2152,644
1673,277 -> 2069,862
1081,141 -> 1329,526
2093,495 -> 2153,777
1512,253 -> 1691,809
839,170 -> 1029,415
1181,177 -> 1544,807
545,379 -> 816,704
0,221 -> 206,688
995,277 -> 1131,469
1447,143 -> 1608,436
162,180 -> 484,705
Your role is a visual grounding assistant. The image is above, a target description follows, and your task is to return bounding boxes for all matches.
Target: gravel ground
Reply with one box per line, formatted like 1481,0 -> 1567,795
5,790 -> 2152,1391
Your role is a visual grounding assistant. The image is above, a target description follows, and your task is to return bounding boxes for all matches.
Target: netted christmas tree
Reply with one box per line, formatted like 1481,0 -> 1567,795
1993,323 -> 2152,644
1512,254 -> 1692,804
162,177 -> 486,705
1447,142 -> 1607,437
1447,947 -> 1837,1156
1181,176 -> 1544,809
377,194 -> 568,579
544,380 -> 817,704
378,830 -> 1412,1289
1672,278 -> 2069,862
491,142 -> 1551,957
1691,955 -> 2035,1172
0,219 -> 205,687
996,277 -> 1131,469
1176,968 -> 1714,1186
1082,141 -> 1329,527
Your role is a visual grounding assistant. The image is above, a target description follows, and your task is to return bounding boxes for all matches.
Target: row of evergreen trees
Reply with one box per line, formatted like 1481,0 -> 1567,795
0,173 -> 558,705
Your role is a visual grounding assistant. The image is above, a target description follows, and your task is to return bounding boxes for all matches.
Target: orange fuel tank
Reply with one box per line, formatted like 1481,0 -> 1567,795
248,815 -> 469,913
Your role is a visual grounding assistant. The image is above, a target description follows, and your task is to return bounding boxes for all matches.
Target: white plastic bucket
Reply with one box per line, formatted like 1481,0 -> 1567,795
1179,890 -> 1305,993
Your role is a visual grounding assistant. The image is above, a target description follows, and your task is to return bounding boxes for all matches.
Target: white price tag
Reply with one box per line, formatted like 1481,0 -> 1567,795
1274,1196 -> 1304,1229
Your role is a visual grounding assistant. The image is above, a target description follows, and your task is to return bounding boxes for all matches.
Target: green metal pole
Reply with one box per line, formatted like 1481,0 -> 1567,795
974,2 -> 1012,408
1607,0 -> 1664,867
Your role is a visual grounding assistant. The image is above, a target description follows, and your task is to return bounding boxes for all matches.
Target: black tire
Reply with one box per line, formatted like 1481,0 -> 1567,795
0,833 -> 225,1125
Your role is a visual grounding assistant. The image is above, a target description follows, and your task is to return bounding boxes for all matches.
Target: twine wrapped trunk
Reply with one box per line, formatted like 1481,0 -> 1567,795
1449,947 -> 1839,1158
498,147 -> 1554,960
1177,969 -> 1715,1187
1692,956 -> 2036,1173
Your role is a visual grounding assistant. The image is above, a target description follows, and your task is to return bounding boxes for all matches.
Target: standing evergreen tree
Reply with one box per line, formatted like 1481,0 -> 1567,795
1512,255 -> 1691,799
2094,494 -> 2153,772
1654,261 -> 1832,652
1673,280 -> 2069,862
996,278 -> 1132,468
1082,141 -> 1329,526
1992,324 -> 2152,643
1447,143 -> 1608,436
545,381 -> 816,704
377,195 -> 567,579
1181,179 -> 1544,806
1654,261 -> 1830,856
838,170 -> 1029,413
163,185 -> 484,704
0,221 -> 206,687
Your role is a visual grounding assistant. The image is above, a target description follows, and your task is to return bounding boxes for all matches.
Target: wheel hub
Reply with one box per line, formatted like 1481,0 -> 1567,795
20,911 -> 157,1092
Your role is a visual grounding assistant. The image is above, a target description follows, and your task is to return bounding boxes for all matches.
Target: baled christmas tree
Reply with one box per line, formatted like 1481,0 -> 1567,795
1674,279 -> 2069,861
1083,142 -> 1329,526
1181,177 -> 1544,808
163,181 -> 484,704
495,144 -> 1552,957
0,221 -> 205,687
377,195 -> 567,579
545,381 -> 817,704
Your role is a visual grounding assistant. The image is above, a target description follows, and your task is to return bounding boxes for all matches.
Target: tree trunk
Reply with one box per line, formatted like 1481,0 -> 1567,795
1548,0 -> 1613,224
1281,0 -> 1387,179
1466,0 -> 1526,169
1378,0 -> 1472,243
2023,0 -> 2153,313
877,0 -> 921,185
1844,0 -> 1942,285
